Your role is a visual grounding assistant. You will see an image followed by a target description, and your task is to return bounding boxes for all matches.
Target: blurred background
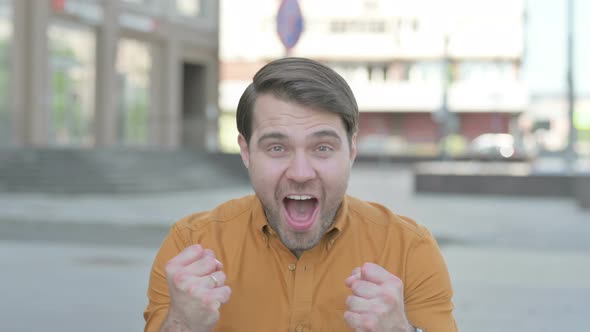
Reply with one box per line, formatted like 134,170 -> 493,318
0,0 -> 589,331
0,0 -> 588,160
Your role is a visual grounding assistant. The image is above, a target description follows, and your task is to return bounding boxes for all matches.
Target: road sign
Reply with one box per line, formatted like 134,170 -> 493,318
276,0 -> 303,51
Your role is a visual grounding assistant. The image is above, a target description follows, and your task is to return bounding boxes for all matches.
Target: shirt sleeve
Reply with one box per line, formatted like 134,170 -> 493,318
403,227 -> 458,332
143,224 -> 189,332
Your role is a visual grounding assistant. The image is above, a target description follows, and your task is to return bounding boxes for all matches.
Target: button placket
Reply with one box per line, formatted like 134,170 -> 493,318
290,257 -> 314,332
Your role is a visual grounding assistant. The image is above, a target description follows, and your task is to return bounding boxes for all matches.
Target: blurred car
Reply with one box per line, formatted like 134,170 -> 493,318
466,133 -> 536,161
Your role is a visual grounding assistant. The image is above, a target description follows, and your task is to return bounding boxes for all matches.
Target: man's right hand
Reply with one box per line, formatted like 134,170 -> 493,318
161,244 -> 231,332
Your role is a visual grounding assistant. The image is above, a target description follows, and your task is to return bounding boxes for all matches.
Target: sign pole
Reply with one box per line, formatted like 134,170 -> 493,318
566,0 -> 577,172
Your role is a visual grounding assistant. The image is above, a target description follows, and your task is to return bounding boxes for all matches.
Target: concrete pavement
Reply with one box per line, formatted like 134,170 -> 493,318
1,162 -> 589,331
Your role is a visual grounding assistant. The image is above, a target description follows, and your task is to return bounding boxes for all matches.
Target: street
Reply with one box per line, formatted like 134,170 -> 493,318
1,163 -> 589,331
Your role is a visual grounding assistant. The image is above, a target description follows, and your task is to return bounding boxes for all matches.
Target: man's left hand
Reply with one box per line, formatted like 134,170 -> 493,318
344,263 -> 413,332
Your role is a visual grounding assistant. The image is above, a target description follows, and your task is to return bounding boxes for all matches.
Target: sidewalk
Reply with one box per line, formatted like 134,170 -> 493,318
1,163 -> 589,331
1,163 -> 589,250
0,185 -> 253,228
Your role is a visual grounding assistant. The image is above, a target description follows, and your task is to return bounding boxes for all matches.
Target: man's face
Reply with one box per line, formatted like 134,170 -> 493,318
238,94 -> 357,255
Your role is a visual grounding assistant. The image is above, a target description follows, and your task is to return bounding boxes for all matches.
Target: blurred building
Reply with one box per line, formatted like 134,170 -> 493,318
523,0 -> 590,157
0,0 -> 219,150
219,0 -> 527,156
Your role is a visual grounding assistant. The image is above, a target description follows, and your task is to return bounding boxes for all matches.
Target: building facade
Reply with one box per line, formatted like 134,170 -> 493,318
0,0 -> 219,150
219,0 -> 527,156
523,0 -> 590,157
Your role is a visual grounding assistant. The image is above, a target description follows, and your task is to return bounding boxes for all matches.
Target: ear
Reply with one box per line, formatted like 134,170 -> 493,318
349,133 -> 358,165
237,134 -> 250,169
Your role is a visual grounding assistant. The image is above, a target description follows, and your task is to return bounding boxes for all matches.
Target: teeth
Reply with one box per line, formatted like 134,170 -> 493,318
287,195 -> 313,200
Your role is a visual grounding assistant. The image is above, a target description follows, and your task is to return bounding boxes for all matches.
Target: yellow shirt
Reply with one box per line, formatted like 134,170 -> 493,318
144,195 -> 457,332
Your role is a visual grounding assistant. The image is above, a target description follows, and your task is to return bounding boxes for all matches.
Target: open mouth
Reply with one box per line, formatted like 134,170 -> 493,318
282,194 -> 320,232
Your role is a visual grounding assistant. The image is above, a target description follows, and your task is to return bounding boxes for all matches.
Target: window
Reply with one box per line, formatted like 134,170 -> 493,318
48,23 -> 96,147
0,0 -> 11,146
367,64 -> 387,82
116,38 -> 152,146
175,0 -> 201,18
456,61 -> 516,82
408,61 -> 443,83
388,62 -> 410,81
330,20 -> 386,34
121,0 -> 154,5
330,63 -> 368,82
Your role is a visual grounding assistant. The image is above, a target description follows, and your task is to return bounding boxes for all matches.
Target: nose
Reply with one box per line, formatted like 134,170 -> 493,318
285,150 -> 316,183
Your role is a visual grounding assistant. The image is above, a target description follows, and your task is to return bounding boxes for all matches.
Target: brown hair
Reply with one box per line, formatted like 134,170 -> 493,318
236,57 -> 359,144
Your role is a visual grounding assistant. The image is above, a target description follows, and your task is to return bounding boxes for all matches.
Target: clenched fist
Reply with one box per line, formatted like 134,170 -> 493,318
161,245 -> 231,332
344,263 -> 413,332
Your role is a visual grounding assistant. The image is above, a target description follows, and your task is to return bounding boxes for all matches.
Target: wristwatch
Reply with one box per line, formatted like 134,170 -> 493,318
415,328 -> 423,332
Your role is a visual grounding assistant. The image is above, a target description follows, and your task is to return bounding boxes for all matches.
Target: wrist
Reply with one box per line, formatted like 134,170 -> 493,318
403,322 -> 420,332
162,307 -> 213,332
161,308 -> 195,332
161,313 -> 191,332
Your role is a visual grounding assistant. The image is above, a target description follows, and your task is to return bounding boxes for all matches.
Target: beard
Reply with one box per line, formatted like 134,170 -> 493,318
263,204 -> 339,254
260,179 -> 348,255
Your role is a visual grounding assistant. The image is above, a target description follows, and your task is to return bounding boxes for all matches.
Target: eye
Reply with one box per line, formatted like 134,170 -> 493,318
270,145 -> 284,152
316,145 -> 334,153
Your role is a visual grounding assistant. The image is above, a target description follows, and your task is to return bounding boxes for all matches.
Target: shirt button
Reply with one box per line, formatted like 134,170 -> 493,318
296,325 -> 304,332
288,263 -> 296,271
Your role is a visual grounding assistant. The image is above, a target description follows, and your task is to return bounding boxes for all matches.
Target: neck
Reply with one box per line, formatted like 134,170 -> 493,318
292,249 -> 303,259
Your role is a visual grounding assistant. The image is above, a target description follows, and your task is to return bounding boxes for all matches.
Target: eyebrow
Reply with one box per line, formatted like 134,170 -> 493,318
256,129 -> 343,146
257,132 -> 288,146
311,130 -> 342,143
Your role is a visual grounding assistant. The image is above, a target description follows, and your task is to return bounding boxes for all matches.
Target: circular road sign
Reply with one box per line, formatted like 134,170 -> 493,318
276,0 -> 304,50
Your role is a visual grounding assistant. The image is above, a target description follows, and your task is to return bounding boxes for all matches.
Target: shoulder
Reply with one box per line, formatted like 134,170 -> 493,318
346,195 -> 429,239
173,195 -> 258,233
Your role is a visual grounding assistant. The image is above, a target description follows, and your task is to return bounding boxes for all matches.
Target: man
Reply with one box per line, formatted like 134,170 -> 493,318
144,57 -> 457,332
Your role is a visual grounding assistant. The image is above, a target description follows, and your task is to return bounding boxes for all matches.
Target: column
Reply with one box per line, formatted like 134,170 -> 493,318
205,58 -> 220,151
161,40 -> 181,149
11,0 -> 51,146
94,0 -> 119,146
148,42 -> 164,148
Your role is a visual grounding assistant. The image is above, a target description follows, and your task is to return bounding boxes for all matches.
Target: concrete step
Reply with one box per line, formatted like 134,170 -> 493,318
0,148 -> 249,194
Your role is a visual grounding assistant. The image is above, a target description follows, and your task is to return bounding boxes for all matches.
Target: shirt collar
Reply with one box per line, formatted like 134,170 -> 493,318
325,195 -> 349,248
251,196 -> 268,232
